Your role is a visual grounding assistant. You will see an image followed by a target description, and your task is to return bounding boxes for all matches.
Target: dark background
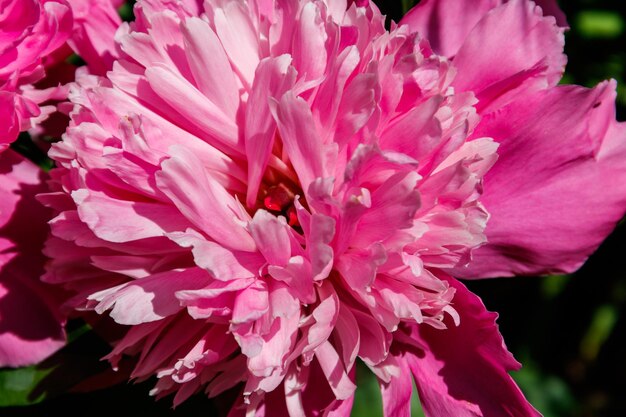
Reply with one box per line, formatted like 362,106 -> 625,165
1,1 -> 625,416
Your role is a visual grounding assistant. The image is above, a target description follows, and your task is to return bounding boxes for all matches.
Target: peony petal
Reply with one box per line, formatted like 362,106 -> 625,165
245,55 -> 297,207
0,150 -> 65,367
454,81 -> 626,278
181,16 -> 239,119
380,353 -> 412,417
314,340 -> 357,400
74,190 -> 191,243
452,0 -> 566,113
533,0 -> 568,27
271,91 -> 330,193
292,1 -> 328,82
66,0 -> 121,75
405,276 -> 540,417
168,230 -> 262,281
399,0 -> 500,58
232,280 -> 269,324
250,210 -> 292,267
145,64 -> 239,151
209,0 -> 260,88
0,92 -> 19,148
156,146 -> 256,252
90,267 -> 211,325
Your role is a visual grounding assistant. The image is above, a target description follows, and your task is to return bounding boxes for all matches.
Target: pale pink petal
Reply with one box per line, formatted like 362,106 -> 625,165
145,64 -> 239,150
208,0 -> 260,88
307,213 -> 335,281
250,210 -> 292,266
380,96 -> 442,161
90,267 -> 211,325
169,230 -> 262,281
334,72 -> 379,147
232,280 -> 269,324
181,16 -> 239,119
292,1 -> 328,82
247,312 -> 299,382
74,190 -> 191,243
271,91 -> 330,193
245,55 -> 297,207
352,171 -> 421,248
315,341 -> 357,400
332,304 -> 360,370
155,146 -> 256,252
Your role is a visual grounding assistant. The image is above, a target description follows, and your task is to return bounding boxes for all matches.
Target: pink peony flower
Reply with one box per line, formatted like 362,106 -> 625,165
0,0 -> 122,149
39,0 -> 626,415
0,0 -> 72,149
0,150 -> 65,367
0,0 -> 123,367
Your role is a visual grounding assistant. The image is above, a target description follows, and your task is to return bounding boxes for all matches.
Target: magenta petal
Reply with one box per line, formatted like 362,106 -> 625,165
380,355 -> 412,417
533,0 -> 568,27
405,276 -> 539,417
0,91 -> 20,148
0,150 -> 65,367
455,81 -> 626,278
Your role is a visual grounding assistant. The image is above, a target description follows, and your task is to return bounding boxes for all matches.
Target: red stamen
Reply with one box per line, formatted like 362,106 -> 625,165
263,184 -> 293,212
286,205 -> 299,227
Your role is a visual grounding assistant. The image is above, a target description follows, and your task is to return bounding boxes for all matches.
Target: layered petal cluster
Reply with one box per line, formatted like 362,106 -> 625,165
40,0 -> 626,416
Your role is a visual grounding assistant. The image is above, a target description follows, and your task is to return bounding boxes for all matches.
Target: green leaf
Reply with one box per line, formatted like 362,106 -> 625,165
351,362 -> 425,417
0,321 -> 105,407
576,10 -> 624,39
0,366 -> 54,406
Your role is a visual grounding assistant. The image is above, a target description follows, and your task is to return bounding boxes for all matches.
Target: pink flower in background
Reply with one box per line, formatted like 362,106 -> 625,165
0,150 -> 64,367
0,0 -> 122,149
0,0 -> 123,367
34,0 -> 626,416
0,0 -> 72,149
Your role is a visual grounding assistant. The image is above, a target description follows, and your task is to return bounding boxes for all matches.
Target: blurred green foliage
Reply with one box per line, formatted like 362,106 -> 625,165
1,1 -> 625,416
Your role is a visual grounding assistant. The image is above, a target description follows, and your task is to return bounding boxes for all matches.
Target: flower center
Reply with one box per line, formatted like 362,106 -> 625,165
263,183 -> 299,227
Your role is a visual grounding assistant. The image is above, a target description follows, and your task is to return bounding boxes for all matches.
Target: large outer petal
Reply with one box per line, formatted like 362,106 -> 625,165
454,81 -> 626,278
0,150 -> 65,367
399,0 -> 501,58
451,0 -> 565,112
404,276 -> 540,417
400,0 -> 566,59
